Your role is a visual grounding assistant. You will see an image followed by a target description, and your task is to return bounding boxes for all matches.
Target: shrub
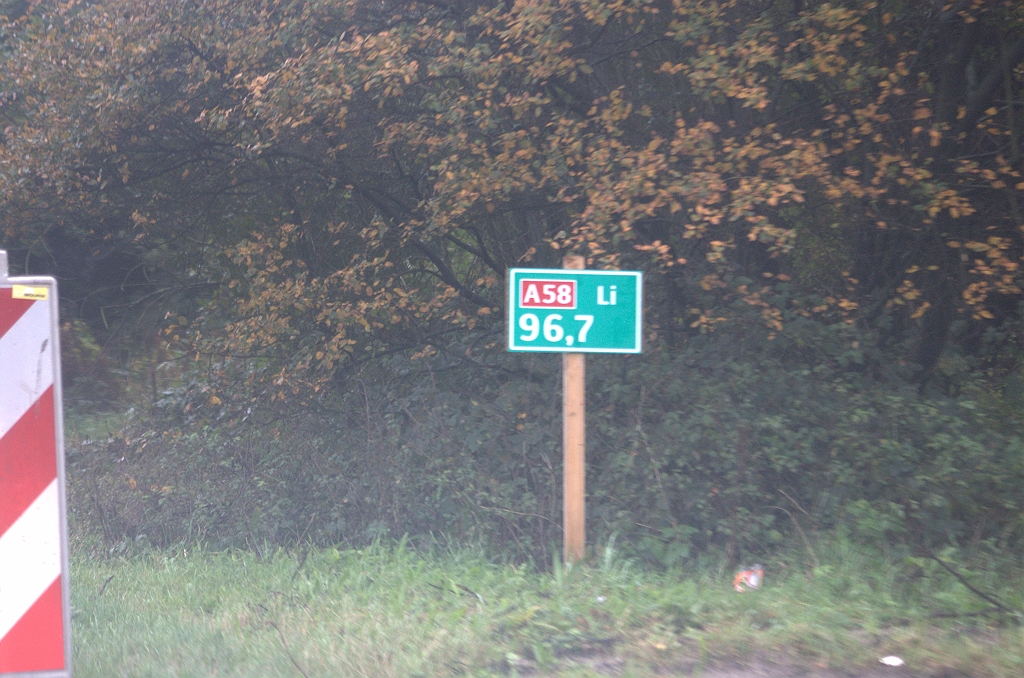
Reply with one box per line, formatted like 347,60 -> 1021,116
68,311 -> 1024,564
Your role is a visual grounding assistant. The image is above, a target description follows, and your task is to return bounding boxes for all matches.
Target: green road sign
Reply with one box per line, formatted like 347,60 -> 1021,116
507,268 -> 642,353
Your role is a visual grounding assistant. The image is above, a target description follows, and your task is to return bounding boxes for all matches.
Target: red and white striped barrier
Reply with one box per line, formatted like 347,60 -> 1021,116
0,250 -> 72,677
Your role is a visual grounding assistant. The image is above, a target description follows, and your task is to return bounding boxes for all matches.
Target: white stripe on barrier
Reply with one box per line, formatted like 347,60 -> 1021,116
0,299 -> 54,437
0,480 -> 62,642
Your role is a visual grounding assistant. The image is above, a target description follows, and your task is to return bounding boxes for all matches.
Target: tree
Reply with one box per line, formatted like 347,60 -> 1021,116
2,0 -> 1023,405
10,0 -> 1023,556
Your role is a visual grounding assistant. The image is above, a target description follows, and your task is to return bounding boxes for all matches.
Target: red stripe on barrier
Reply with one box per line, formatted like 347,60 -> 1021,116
0,577 -> 65,673
0,289 -> 35,338
0,387 -> 57,536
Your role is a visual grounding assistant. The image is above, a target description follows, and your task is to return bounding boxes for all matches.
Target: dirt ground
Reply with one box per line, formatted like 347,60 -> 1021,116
689,660 -> 952,678
517,652 -> 962,678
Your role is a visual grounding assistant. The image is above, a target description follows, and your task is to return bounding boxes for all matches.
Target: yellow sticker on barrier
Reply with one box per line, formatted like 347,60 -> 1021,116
12,285 -> 49,300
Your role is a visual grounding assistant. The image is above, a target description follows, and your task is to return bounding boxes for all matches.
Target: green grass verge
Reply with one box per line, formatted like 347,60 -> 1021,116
71,539 -> 1024,677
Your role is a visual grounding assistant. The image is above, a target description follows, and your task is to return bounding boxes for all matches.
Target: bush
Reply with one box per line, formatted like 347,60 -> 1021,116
67,310 -> 1024,565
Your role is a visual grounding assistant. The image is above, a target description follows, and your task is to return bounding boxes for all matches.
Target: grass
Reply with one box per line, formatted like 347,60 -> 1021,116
69,537 -> 1024,677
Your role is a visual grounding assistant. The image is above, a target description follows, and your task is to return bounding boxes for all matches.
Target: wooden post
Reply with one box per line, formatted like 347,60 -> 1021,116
562,255 -> 586,565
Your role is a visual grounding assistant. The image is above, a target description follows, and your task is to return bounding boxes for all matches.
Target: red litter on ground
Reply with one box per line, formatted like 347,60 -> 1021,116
733,565 -> 764,592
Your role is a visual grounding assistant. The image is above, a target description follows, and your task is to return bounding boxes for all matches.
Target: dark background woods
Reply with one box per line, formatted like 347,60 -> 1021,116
2,0 -> 1024,564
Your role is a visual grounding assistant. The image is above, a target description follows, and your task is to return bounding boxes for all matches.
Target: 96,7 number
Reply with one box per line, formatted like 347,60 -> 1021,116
518,313 -> 594,344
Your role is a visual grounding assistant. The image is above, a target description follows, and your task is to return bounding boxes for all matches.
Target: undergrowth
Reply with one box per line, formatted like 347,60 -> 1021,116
65,341 -> 1024,565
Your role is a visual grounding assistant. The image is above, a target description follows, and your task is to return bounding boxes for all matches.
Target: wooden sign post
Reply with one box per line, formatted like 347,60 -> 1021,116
507,259 -> 642,565
561,255 -> 586,565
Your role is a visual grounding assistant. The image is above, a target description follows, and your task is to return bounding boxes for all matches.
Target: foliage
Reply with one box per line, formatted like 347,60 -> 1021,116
60,318 -> 124,410
7,0 -> 1024,560
67,306 -> 1024,563
2,0 -> 1024,398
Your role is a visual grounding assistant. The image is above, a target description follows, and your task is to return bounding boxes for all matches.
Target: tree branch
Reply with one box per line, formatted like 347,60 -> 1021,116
926,548 -> 1018,617
444,231 -> 502,275
407,238 -> 495,308
957,35 -> 1024,136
